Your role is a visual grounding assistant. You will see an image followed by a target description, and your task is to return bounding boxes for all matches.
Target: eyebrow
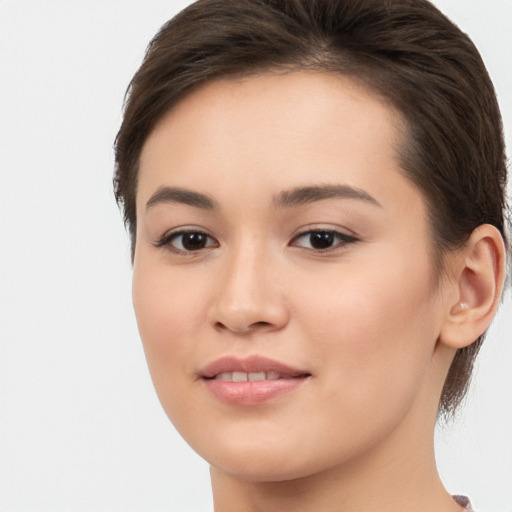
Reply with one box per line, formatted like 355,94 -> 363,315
146,186 -> 219,210
145,183 -> 381,211
273,184 -> 382,208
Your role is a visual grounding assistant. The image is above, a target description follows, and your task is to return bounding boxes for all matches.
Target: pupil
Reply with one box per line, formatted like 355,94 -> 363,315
310,231 -> 334,249
182,232 -> 206,250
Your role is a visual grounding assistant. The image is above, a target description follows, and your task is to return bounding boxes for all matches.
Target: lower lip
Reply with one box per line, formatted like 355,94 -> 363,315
203,377 -> 308,405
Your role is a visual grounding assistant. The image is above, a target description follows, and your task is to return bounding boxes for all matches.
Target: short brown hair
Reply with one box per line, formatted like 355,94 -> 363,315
114,0 -> 509,416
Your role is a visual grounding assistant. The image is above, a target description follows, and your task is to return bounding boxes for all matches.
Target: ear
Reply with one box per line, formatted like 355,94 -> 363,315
439,224 -> 506,349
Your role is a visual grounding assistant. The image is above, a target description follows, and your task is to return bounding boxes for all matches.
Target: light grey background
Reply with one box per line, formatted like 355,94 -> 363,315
0,1 -> 510,511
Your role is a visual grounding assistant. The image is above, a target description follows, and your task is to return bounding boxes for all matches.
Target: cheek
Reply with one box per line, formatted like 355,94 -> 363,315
297,255 -> 440,415
132,261 -> 204,405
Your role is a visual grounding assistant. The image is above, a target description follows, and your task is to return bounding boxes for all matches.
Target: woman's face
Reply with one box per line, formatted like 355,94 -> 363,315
133,72 -> 451,481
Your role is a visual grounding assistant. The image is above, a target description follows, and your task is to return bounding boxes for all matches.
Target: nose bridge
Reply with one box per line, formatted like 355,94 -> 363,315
209,234 -> 287,333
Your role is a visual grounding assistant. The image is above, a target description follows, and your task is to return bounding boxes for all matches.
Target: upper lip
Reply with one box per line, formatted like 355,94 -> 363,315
199,355 -> 310,379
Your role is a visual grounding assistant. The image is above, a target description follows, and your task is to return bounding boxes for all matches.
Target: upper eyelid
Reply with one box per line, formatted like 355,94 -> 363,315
289,229 -> 359,250
158,226 -> 212,239
292,229 -> 358,240
291,225 -> 358,239
155,228 -> 216,247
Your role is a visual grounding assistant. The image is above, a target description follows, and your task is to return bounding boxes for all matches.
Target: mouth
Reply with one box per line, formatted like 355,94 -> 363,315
199,356 -> 311,405
212,371 -> 303,382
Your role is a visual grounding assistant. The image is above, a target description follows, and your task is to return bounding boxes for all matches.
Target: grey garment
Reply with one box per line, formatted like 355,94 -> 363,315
453,495 -> 474,511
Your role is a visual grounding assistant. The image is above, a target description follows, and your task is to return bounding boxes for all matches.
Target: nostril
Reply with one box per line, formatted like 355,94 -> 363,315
251,321 -> 272,328
213,320 -> 274,333
208,296 -> 289,334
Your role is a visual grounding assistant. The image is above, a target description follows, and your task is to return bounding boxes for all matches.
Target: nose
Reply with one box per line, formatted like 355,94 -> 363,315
207,243 -> 289,335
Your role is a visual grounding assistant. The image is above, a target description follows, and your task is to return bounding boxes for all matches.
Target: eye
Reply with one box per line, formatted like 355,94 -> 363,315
157,230 -> 218,253
291,230 -> 357,251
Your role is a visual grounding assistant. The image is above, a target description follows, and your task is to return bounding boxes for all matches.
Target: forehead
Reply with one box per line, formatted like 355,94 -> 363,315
137,71 -> 418,216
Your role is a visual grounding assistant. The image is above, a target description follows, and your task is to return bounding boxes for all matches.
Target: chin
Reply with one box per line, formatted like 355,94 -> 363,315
187,425 -> 359,484
209,452 -> 321,483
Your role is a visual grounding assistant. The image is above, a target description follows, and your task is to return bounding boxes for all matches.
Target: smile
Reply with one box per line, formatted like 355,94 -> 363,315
214,371 -> 292,381
200,356 -> 311,405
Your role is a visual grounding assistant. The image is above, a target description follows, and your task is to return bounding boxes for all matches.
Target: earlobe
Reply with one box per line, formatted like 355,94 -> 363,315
440,224 -> 506,349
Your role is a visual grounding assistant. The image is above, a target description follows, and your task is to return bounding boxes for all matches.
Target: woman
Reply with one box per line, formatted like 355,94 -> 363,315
114,0 -> 508,510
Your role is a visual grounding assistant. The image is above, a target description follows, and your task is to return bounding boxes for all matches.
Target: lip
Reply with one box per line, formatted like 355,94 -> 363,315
200,355 -> 309,378
199,356 -> 311,406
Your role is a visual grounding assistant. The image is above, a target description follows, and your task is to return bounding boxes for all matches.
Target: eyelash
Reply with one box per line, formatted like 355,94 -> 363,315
291,229 -> 358,252
155,228 -> 358,255
155,230 -> 218,255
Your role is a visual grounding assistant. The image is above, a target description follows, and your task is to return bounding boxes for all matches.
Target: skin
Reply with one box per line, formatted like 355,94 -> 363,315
132,71 -> 503,512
